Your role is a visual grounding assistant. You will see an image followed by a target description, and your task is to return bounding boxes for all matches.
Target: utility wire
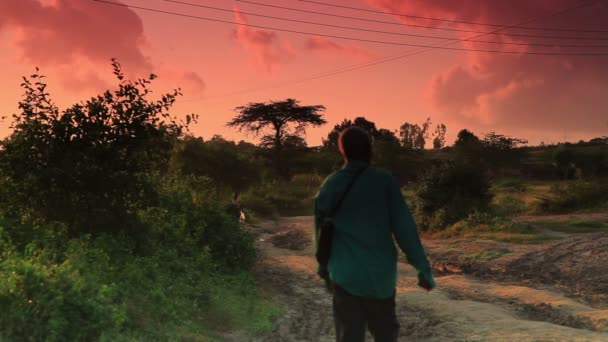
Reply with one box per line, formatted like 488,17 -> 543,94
292,0 -> 608,33
237,0 -> 608,40
156,0 -> 608,48
93,0 -> 608,55
178,0 -> 603,102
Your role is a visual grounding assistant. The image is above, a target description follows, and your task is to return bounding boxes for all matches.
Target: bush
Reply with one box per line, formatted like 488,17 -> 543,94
413,161 -> 493,230
138,176 -> 257,271
0,206 -> 269,341
0,61 -> 192,235
0,62 -> 273,340
0,231 -> 126,341
536,180 -> 608,213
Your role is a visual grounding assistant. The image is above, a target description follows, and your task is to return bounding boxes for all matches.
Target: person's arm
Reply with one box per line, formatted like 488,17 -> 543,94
387,177 -> 436,291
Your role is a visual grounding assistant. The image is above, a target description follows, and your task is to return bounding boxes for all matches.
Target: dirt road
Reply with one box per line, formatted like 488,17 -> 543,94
248,216 -> 607,342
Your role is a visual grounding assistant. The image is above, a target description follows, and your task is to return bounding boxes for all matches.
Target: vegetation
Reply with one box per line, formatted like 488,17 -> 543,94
536,180 -> 608,213
1,58 -> 607,339
0,62 -> 276,341
228,99 -> 326,180
537,217 -> 608,233
413,160 -> 493,231
436,212 -> 557,244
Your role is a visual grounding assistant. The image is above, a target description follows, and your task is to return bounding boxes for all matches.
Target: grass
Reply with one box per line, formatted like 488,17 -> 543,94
538,218 -> 608,233
204,273 -> 280,335
471,232 -> 559,244
462,249 -> 511,261
435,214 -> 560,244
489,179 -> 555,216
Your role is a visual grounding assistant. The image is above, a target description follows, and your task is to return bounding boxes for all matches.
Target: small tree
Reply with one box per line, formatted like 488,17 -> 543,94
228,98 -> 326,179
432,124 -> 447,149
454,129 -> 480,147
399,118 -> 432,150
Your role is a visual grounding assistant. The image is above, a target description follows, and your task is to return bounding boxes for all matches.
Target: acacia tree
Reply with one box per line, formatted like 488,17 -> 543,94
228,98 -> 326,179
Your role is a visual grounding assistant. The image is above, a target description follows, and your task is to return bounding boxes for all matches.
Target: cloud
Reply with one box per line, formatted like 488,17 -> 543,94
232,7 -> 295,73
0,0 -> 150,70
369,0 -> 608,135
150,63 -> 207,97
1,0 -> 208,99
56,63 -> 112,93
305,37 -> 376,62
181,71 -> 206,95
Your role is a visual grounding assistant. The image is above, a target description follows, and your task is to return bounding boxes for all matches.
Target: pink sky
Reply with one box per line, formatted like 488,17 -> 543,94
1,0 -> 607,146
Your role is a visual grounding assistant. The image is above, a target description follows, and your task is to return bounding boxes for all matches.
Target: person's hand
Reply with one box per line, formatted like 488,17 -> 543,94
417,271 -> 436,292
418,278 -> 434,292
317,266 -> 329,280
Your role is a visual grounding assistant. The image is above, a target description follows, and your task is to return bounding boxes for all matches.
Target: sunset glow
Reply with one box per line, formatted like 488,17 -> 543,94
1,0 -> 607,145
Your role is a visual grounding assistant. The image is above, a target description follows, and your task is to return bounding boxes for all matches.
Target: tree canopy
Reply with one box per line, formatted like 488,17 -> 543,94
228,98 -> 326,179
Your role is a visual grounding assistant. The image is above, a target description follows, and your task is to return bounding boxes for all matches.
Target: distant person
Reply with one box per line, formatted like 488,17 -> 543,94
226,192 -> 245,223
314,126 -> 435,342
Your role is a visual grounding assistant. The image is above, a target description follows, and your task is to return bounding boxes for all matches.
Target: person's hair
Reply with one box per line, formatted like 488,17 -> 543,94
338,126 -> 372,162
232,192 -> 239,201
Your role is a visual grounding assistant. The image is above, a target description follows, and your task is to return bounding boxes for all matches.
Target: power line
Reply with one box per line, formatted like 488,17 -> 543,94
179,0 -> 602,102
292,0 -> 608,33
156,0 -> 608,49
237,0 -> 608,40
93,0 -> 608,55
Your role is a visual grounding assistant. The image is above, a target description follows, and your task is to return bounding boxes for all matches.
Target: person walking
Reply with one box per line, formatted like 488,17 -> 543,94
226,192 -> 245,223
314,126 -> 435,342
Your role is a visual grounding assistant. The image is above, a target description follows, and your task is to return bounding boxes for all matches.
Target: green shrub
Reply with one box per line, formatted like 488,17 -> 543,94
0,174 -> 267,340
413,161 -> 493,230
138,177 -> 257,271
536,180 -> 608,213
0,236 -> 125,341
0,61 -> 192,235
0,62 -> 273,340
0,218 -> 270,341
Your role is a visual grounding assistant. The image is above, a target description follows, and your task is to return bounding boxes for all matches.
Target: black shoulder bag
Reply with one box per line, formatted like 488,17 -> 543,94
316,167 -> 367,287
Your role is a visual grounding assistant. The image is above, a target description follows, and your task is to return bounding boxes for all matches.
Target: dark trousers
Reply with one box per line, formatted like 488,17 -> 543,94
333,284 -> 400,342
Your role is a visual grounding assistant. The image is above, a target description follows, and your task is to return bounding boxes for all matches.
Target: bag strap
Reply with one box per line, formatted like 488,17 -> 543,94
327,166 -> 367,219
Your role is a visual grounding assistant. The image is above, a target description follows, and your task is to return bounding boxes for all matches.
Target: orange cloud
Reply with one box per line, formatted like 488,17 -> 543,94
305,37 -> 376,62
369,0 -> 608,134
0,0 -> 150,69
232,7 -> 295,73
181,71 -> 206,95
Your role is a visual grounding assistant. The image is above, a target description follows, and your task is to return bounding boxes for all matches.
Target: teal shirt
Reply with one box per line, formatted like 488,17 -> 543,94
314,160 -> 434,299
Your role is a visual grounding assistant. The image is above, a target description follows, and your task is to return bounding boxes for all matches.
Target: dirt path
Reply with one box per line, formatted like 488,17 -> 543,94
248,217 -> 608,342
